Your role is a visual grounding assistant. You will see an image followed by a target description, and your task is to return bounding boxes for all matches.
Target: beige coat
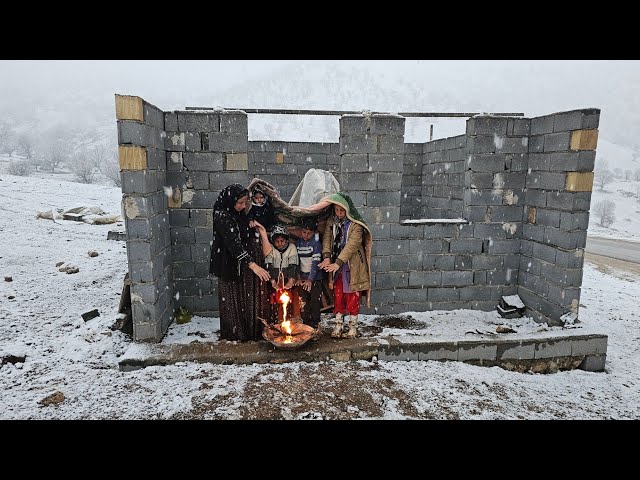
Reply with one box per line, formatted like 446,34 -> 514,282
322,217 -> 371,294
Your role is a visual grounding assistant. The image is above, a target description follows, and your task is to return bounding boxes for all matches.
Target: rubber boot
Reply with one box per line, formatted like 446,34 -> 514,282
344,314 -> 358,338
331,313 -> 344,338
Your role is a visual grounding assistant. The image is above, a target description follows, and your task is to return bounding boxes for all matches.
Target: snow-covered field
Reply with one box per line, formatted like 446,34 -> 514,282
1,174 -> 639,419
589,178 -> 640,242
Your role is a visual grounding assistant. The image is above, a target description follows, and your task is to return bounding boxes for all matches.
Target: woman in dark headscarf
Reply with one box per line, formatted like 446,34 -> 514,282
210,184 -> 271,341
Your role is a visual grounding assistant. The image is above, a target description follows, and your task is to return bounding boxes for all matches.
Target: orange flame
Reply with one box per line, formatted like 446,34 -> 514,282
278,290 -> 292,335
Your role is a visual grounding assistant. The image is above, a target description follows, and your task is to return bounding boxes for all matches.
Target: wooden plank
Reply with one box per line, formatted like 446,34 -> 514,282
565,172 -> 594,192
118,145 -> 147,170
570,129 -> 598,151
115,95 -> 144,122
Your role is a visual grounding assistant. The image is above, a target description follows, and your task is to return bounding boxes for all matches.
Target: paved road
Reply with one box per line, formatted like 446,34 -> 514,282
585,236 -> 640,264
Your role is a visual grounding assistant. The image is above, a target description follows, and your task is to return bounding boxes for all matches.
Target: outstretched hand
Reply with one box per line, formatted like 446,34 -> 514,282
323,263 -> 340,273
317,258 -> 330,269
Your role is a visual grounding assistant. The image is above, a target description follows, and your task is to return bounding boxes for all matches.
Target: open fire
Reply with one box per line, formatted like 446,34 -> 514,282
260,288 -> 320,349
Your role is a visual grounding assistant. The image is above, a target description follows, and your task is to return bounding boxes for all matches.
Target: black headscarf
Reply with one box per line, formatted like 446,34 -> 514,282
213,183 -> 250,235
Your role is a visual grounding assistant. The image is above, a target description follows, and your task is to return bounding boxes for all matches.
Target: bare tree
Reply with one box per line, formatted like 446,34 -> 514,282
593,200 -> 616,227
596,169 -> 614,190
624,169 -> 632,181
67,149 -> 97,183
7,160 -> 32,176
100,152 -> 121,187
0,121 -> 15,155
634,168 -> 640,181
614,167 -> 623,178
17,133 -> 36,160
42,140 -> 70,173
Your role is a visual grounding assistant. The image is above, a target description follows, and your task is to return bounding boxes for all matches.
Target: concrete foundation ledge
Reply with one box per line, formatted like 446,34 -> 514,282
119,326 -> 607,374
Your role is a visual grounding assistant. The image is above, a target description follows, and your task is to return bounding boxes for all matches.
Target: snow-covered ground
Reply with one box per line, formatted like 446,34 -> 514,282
589,178 -> 640,242
1,174 -> 639,419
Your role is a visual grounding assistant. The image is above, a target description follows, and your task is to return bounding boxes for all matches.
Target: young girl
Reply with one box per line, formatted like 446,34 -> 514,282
317,193 -> 371,338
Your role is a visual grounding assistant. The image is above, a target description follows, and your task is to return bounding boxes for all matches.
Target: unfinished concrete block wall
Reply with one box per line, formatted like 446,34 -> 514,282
163,109 -> 250,322
116,96 -> 600,341
116,95 -> 173,342
518,110 -> 599,324
247,141 -> 340,200
421,135 -> 466,219
400,143 -> 424,219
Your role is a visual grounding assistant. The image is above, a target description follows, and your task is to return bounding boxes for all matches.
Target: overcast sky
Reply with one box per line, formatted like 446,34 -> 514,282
1,60 -> 639,149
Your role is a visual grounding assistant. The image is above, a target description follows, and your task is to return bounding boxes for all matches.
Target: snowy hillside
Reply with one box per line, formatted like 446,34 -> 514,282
589,179 -> 640,241
0,174 -> 639,419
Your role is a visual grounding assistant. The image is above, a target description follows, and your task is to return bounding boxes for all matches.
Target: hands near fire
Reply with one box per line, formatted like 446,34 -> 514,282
301,279 -> 313,292
249,261 -> 270,282
323,263 -> 340,273
317,258 -> 330,270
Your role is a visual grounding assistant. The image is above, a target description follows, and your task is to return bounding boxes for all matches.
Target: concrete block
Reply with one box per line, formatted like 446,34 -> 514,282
423,254 -> 455,271
167,152 -> 183,171
441,271 -> 473,286
172,261 -> 195,279
535,208 -> 561,227
165,132 -> 185,152
369,115 -> 405,135
468,116 -> 508,135
531,115 -> 554,135
555,249 -> 584,269
487,269 -> 517,285
372,239 -> 411,256
525,189 -> 547,208
467,135 -> 497,154
219,113 -> 248,135
466,153 -> 506,172
532,241 -> 557,263
488,205 -> 523,222
171,244 -> 192,262
143,102 -> 164,129
578,355 -> 606,372
164,112 -> 178,131
460,285 -> 493,301
418,343 -> 458,361
390,223 -> 425,239
339,172 -> 377,190
410,239 -> 448,254
508,118 -> 531,136
375,272 -> 409,289
377,172 -> 403,190
177,112 -> 219,132
465,172 -> 494,189
458,342 -> 497,361
378,344 -> 420,362
340,134 -> 377,154
377,135 -> 405,154
485,239 -> 520,254
496,136 -> 529,154
572,336 -> 608,356
473,271 -> 487,284
546,286 -> 580,308
497,340 -> 536,360
209,172 -> 250,191
408,271 -> 442,287
393,288 -> 428,303
527,171 -> 567,190
427,288 -> 460,301
472,255 -> 504,270
553,111 -> 585,132
133,321 -> 163,343
448,238 -> 483,253
528,135 -> 545,153
369,154 -> 404,172
341,154 -> 369,172
543,132 -> 571,152
534,338 -> 572,358
454,254 -> 472,270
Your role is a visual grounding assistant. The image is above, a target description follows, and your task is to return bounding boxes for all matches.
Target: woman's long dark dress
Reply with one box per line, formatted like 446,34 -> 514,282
210,184 -> 270,342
